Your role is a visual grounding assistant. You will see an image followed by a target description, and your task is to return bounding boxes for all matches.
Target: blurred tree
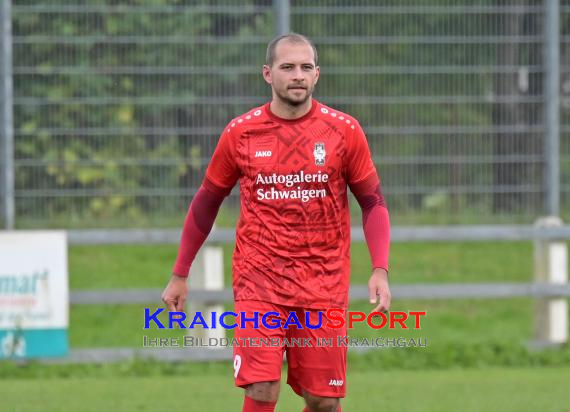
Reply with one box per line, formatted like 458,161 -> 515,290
492,0 -> 543,214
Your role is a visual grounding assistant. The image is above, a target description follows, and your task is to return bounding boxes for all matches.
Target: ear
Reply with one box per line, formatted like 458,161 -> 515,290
262,65 -> 272,85
314,66 -> 320,84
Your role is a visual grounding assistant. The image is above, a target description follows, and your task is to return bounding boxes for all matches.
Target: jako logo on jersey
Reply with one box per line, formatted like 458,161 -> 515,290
314,142 -> 326,166
255,150 -> 272,158
328,379 -> 343,387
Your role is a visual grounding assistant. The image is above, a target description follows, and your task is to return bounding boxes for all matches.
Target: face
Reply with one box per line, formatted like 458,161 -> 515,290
263,41 -> 320,107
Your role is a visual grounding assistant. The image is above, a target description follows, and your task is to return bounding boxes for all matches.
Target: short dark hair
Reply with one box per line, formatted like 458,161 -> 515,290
265,33 -> 318,67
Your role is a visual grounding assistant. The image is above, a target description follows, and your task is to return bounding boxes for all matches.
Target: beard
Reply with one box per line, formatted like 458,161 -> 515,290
274,83 -> 315,107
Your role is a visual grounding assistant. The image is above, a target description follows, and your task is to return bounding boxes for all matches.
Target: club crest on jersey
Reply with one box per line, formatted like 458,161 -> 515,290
313,142 -> 326,166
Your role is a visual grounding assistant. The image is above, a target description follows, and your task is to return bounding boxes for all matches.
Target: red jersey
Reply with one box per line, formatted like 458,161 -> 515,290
205,99 -> 379,309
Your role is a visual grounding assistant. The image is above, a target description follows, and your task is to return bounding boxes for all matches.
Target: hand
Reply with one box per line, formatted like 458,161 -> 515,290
161,274 -> 189,315
368,268 -> 391,315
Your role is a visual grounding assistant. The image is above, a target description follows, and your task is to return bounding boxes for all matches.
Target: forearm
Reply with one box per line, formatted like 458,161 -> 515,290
362,205 -> 390,271
172,178 -> 230,277
350,176 -> 391,272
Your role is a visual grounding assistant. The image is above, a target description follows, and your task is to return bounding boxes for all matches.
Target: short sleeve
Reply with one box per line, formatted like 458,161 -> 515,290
346,121 -> 378,186
205,126 -> 240,190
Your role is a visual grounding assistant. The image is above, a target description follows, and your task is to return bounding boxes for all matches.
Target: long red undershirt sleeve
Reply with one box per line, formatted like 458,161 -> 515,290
349,175 -> 391,272
172,178 -> 231,277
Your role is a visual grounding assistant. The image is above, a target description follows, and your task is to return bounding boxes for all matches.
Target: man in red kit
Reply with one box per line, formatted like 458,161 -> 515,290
162,33 -> 391,412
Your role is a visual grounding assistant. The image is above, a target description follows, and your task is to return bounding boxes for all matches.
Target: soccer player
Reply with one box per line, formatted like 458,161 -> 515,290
162,33 -> 391,412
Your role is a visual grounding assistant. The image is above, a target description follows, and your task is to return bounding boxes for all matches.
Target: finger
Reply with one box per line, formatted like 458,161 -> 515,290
373,290 -> 390,312
369,285 -> 378,304
369,305 -> 381,316
176,296 -> 186,312
369,303 -> 389,317
376,298 -> 388,313
165,299 -> 177,313
379,290 -> 391,312
383,294 -> 392,312
371,303 -> 388,314
163,299 -> 183,328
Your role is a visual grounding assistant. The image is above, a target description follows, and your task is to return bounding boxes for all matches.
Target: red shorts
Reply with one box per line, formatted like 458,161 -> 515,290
232,300 -> 347,398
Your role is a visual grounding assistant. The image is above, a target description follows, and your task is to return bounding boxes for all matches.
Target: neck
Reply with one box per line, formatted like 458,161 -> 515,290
269,96 -> 313,120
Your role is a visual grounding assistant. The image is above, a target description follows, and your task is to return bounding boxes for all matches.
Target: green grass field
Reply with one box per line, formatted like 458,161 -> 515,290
2,241 -> 570,411
1,367 -> 569,412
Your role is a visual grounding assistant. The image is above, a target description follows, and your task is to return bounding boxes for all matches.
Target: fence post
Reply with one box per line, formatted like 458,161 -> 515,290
0,0 -> 15,229
533,216 -> 568,347
187,245 -> 226,348
544,0 -> 560,216
273,0 -> 290,35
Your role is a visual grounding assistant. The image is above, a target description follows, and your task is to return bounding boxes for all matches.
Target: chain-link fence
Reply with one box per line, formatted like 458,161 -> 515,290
2,0 -> 569,228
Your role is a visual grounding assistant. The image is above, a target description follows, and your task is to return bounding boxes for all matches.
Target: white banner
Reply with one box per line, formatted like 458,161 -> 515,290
0,231 -> 68,329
